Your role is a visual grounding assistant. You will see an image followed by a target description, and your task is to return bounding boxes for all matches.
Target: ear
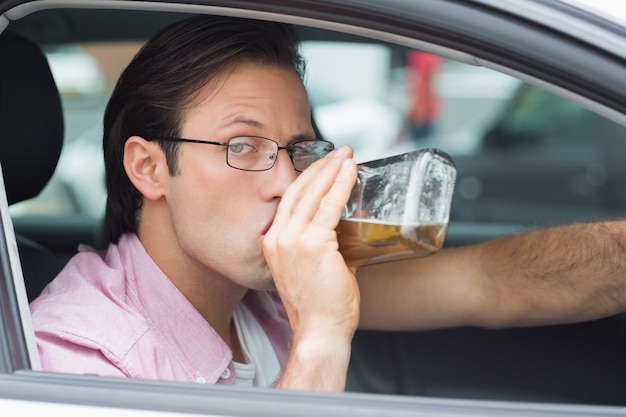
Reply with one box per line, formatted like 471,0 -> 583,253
123,136 -> 169,201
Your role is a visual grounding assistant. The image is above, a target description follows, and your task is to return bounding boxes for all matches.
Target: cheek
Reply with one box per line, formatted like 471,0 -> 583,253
172,148 -> 264,234
175,150 -> 233,209
172,164 -> 257,237
169,176 -> 253,264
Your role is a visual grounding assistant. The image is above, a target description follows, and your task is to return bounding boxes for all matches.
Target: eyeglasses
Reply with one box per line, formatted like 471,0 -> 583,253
152,136 -> 335,172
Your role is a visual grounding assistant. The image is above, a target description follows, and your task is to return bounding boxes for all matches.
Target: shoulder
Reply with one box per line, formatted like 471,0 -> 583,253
29,242 -> 151,377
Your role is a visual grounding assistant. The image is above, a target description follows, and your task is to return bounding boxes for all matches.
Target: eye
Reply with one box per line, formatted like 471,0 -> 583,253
290,144 -> 309,158
228,140 -> 256,155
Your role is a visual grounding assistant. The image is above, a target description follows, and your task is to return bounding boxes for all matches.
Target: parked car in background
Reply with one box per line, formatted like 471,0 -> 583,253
1,0 -> 626,415
450,82 -> 626,226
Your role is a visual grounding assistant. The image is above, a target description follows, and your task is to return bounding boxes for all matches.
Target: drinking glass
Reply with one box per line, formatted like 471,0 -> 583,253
337,148 -> 456,266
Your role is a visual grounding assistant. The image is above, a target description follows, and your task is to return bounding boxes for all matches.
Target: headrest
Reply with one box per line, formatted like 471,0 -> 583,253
0,30 -> 63,205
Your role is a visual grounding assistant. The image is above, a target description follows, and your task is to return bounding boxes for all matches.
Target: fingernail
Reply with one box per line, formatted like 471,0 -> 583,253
325,145 -> 349,159
333,146 -> 349,158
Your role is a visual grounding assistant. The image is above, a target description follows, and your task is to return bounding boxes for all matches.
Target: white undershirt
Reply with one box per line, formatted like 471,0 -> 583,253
231,303 -> 281,387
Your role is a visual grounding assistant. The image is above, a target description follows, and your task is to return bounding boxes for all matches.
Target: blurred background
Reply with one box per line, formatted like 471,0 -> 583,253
10,31 -> 626,228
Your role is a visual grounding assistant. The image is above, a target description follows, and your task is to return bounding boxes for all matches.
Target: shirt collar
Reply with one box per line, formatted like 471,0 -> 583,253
117,233 -> 232,383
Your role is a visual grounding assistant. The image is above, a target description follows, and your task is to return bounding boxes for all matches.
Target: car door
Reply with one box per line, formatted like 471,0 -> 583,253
2,0 -> 626,415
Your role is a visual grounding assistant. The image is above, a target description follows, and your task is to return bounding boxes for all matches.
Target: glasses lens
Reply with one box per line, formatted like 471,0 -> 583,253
291,140 -> 335,172
226,137 -> 278,171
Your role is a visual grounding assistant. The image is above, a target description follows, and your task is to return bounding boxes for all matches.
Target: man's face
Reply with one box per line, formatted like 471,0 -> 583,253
164,62 -> 315,290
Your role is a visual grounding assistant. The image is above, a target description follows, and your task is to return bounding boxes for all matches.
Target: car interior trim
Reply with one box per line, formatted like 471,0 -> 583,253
0,178 -> 34,373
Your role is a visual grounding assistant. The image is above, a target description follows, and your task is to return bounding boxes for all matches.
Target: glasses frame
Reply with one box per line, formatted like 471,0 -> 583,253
150,136 -> 335,172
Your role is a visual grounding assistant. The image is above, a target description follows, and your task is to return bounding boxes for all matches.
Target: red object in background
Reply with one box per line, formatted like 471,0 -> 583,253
406,50 -> 441,140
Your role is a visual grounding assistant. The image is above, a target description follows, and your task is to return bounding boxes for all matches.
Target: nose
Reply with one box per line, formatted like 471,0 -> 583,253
260,148 -> 298,200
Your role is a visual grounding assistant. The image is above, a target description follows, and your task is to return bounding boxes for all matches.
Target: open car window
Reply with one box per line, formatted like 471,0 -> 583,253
2,2 -> 626,416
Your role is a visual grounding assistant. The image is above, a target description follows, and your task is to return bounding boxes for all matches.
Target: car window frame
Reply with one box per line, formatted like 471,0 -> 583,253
2,0 -> 626,415
0,176 -> 36,373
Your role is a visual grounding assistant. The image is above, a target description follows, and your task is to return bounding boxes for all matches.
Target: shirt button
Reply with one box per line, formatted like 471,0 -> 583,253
220,367 -> 231,379
196,376 -> 207,384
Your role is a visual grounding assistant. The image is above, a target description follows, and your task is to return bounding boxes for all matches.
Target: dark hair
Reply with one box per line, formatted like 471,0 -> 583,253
102,15 -> 305,244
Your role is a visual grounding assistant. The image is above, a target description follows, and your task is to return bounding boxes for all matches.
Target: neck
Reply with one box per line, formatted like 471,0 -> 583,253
136,223 -> 248,350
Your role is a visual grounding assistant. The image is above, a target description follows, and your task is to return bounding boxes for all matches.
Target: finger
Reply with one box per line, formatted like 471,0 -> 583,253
268,157 -> 339,236
311,158 -> 357,230
274,146 -> 352,228
265,150 -> 345,248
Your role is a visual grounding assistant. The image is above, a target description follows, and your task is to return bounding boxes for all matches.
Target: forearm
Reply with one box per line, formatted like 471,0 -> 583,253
356,244 -> 483,330
357,220 -> 626,330
475,220 -> 626,327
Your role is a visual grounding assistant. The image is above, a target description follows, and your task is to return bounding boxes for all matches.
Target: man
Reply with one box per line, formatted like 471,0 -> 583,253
30,15 -> 626,392
31,15 -> 357,390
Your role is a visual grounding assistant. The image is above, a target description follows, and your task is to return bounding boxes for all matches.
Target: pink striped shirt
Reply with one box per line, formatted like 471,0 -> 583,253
29,233 -> 291,384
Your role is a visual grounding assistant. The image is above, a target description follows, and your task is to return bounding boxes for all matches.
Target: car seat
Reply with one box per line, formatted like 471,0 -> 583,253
0,30 -> 67,301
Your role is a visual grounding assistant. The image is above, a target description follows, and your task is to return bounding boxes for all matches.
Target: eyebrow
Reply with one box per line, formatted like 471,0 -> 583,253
222,116 -> 264,130
289,133 -> 317,144
222,116 -> 317,144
